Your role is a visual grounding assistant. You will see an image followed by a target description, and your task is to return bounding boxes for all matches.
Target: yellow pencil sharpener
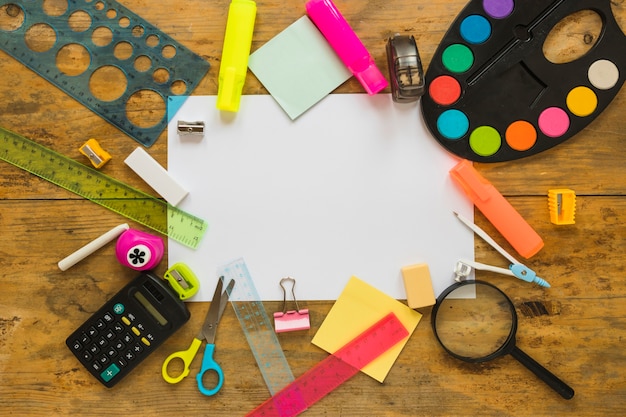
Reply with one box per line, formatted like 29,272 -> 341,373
548,189 -> 576,225
79,138 -> 112,169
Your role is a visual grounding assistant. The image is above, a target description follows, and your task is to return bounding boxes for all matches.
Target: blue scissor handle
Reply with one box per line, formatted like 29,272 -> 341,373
196,343 -> 224,396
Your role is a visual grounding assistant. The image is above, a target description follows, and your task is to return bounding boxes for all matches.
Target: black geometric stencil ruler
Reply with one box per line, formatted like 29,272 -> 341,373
0,0 -> 210,147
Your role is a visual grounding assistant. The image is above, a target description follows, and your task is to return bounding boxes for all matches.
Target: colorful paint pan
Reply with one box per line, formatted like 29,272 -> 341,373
421,0 -> 626,162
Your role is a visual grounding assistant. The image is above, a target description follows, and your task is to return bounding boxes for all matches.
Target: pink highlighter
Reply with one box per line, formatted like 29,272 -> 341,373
306,0 -> 388,95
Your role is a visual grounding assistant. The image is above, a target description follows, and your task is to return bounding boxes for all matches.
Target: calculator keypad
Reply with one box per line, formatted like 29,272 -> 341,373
68,306 -> 156,384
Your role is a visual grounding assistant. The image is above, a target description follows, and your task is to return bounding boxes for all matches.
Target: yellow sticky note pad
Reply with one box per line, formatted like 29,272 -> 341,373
311,276 -> 422,382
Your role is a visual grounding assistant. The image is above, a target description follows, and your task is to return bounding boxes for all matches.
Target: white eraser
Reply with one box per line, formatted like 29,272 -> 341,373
124,147 -> 188,206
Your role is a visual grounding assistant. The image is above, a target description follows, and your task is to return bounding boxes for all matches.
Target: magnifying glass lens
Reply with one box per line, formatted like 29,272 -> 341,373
434,282 -> 515,360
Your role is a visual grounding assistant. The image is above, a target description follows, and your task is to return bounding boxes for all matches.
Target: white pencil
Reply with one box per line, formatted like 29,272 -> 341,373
58,223 -> 130,271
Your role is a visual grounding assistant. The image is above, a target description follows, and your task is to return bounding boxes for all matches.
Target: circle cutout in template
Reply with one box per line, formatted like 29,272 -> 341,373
437,110 -> 469,140
588,59 -> 619,90
483,0 -> 514,19
170,80 -> 188,95
429,75 -> 461,105
114,41 -> 133,60
25,23 -> 56,53
538,107 -> 569,138
442,44 -> 474,73
89,65 -> 127,101
56,43 -> 91,76
0,4 -> 25,32
68,10 -> 91,32
469,126 -> 501,156
153,68 -> 170,84
505,120 -> 536,151
566,86 -> 597,117
460,15 -> 492,44
126,89 -> 165,128
92,26 -> 113,47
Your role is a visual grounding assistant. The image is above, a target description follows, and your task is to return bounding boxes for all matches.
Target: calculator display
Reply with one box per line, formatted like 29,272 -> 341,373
134,291 -> 168,326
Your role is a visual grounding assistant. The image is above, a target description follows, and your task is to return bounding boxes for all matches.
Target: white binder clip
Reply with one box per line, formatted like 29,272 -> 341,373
273,277 -> 310,333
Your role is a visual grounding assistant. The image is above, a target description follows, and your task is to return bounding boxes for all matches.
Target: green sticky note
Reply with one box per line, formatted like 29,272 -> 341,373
248,16 -> 352,120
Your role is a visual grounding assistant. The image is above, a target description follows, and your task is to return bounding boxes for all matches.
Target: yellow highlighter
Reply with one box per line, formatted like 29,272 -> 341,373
217,0 -> 257,112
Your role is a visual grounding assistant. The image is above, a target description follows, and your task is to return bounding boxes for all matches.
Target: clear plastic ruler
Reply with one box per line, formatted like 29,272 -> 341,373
0,0 -> 210,147
0,126 -> 208,249
219,258 -> 295,396
247,312 -> 409,417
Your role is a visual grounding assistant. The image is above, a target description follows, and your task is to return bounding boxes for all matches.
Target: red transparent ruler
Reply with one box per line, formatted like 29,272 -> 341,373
246,312 -> 409,417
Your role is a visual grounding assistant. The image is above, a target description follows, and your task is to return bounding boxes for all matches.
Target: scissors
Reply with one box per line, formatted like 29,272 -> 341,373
161,276 -> 235,395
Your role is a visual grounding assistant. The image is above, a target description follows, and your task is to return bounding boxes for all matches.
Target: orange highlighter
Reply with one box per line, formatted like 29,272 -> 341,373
450,160 -> 543,259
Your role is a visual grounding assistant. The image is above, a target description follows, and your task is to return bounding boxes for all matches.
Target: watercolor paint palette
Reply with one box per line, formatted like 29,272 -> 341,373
421,0 -> 625,162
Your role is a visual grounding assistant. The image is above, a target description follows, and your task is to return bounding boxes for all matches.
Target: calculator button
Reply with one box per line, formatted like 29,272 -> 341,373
124,350 -> 136,361
71,340 -> 82,351
107,347 -> 117,357
113,322 -> 124,333
122,333 -> 133,344
91,362 -> 103,372
87,326 -> 98,337
105,329 -> 116,340
100,364 -> 120,382
98,354 -> 110,365
80,333 -> 91,344
97,337 -> 108,348
95,319 -> 106,330
140,337 -> 151,347
116,357 -> 128,368
81,351 -> 93,361
103,312 -> 114,323
132,343 -> 143,354
113,303 -> 125,314
121,316 -> 131,326
131,326 -> 140,336
114,340 -> 125,350
89,344 -> 100,355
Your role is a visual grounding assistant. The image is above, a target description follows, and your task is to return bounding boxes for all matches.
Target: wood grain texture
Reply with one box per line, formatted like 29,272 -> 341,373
1,1 -> 625,416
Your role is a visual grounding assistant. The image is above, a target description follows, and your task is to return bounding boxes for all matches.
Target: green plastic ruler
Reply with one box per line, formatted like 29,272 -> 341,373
0,127 -> 207,249
219,258 -> 295,396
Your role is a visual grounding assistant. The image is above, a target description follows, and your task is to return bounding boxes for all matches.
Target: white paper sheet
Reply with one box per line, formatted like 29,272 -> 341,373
167,94 -> 474,301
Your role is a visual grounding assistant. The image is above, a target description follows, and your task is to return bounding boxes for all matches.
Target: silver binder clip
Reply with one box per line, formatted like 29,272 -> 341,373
273,277 -> 310,333
177,120 -> 205,137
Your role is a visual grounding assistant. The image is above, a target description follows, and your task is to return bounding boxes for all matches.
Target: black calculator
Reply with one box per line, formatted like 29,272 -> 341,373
66,272 -> 191,388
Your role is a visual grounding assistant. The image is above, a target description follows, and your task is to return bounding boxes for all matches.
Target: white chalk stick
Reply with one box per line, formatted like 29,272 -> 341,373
58,224 -> 129,271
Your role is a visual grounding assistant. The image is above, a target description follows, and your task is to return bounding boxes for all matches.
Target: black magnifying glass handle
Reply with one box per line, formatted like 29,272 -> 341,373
510,347 -> 575,399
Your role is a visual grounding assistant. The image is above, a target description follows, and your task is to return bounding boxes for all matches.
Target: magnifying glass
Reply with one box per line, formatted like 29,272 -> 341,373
431,280 -> 574,400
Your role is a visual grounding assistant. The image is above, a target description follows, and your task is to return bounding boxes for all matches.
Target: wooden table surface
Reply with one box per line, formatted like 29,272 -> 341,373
1,1 -> 625,416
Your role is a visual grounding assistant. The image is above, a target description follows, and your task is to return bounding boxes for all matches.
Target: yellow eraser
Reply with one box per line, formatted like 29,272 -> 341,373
401,263 -> 436,309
